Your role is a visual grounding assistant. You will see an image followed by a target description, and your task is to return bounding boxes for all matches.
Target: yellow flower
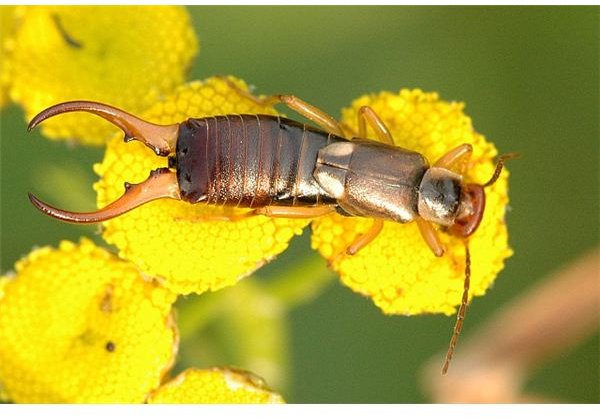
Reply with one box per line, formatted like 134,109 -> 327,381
311,89 -> 513,315
0,6 -> 22,108
0,238 -> 178,403
95,77 -> 309,295
147,368 -> 284,404
5,5 -> 197,145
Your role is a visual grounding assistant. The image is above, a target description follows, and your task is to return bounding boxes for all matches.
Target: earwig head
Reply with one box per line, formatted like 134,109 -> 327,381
28,101 -> 184,223
28,100 -> 179,156
447,184 -> 485,238
448,152 -> 519,239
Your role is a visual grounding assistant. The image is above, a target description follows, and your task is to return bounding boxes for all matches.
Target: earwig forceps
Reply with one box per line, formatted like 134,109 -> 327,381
28,101 -> 181,223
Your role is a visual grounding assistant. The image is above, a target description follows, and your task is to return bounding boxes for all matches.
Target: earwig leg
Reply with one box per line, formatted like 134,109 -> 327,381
276,95 -> 346,138
433,144 -> 473,174
329,219 -> 384,266
345,218 -> 384,255
175,212 -> 252,223
442,242 -> 471,375
219,76 -> 346,137
218,76 -> 281,108
179,206 -> 336,223
29,168 -> 180,223
416,218 -> 445,257
357,106 -> 394,145
252,205 -> 336,219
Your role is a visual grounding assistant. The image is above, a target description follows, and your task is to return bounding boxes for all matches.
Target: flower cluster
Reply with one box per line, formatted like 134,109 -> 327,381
0,239 -> 283,403
1,6 -> 197,145
1,6 -> 284,403
0,6 -> 512,403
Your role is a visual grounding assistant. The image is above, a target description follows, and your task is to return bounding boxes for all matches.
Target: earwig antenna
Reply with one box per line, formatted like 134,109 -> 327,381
482,152 -> 520,188
441,241 -> 471,375
28,101 -> 179,156
28,168 -> 180,223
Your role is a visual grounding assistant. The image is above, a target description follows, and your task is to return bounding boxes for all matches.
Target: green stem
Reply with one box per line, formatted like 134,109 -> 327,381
264,253 -> 334,308
176,253 -> 333,342
176,290 -> 228,342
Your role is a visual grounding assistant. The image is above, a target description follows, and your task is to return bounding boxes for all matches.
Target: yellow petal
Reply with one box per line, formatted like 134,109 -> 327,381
311,89 -> 513,315
147,368 -> 284,404
0,238 -> 178,403
6,5 -> 197,145
95,77 -> 309,295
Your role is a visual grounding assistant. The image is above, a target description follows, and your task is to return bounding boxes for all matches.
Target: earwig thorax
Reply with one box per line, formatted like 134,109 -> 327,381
417,167 -> 463,227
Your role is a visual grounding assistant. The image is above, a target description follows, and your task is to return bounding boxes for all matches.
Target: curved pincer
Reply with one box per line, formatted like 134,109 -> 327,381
29,168 -> 180,223
28,101 -> 179,156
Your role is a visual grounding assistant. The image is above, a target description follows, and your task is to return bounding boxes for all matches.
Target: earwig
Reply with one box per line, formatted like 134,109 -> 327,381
27,88 -> 516,374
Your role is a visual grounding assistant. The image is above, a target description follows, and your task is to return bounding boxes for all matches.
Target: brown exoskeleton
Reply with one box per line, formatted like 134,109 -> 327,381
27,87 -> 515,374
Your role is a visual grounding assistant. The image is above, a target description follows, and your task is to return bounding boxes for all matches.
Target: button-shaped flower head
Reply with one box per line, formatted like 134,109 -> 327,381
0,239 -> 178,403
5,6 -> 197,145
311,89 -> 513,315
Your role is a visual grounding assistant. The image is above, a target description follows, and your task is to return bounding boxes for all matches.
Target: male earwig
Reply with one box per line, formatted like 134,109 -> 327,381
27,91 -> 516,374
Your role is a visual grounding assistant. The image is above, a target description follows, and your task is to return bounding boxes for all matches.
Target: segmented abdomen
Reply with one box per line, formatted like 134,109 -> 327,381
176,114 -> 342,207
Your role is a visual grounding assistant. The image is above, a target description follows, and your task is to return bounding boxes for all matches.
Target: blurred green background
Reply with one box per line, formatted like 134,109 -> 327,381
1,6 -> 598,403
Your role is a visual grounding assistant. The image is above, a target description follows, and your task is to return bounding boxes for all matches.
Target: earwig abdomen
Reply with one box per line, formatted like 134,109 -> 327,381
175,115 -> 342,207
